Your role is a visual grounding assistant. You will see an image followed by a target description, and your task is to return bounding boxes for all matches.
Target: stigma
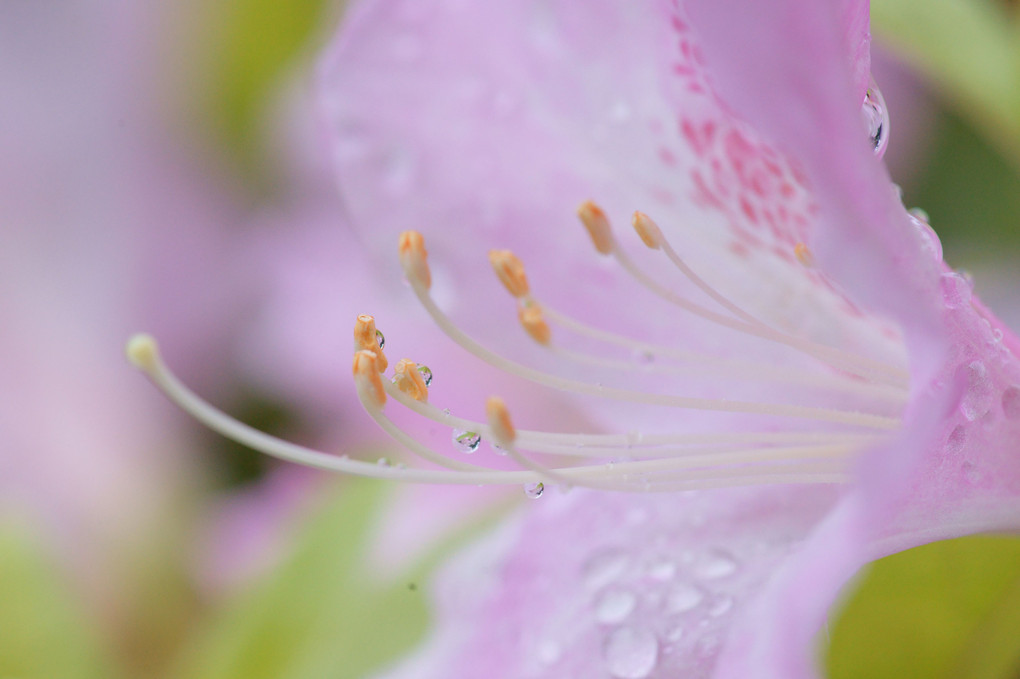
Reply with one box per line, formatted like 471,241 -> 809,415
128,201 -> 911,496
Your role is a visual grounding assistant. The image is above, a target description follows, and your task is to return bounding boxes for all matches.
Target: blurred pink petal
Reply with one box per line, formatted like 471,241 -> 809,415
0,0 -> 248,604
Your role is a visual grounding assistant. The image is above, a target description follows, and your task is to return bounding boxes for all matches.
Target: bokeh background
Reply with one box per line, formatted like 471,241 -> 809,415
1,0 -> 1019,678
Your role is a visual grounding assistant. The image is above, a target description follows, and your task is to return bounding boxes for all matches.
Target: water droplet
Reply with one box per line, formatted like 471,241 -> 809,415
583,550 -> 630,590
908,210 -> 943,262
862,81 -> 890,158
960,361 -> 991,421
940,272 -> 973,309
1001,387 -> 1020,420
946,425 -> 967,454
376,457 -> 392,467
595,589 -> 637,624
708,595 -> 734,617
666,583 -> 704,613
452,429 -> 481,453
603,626 -> 659,679
908,207 -> 930,223
537,639 -> 561,665
694,550 -> 738,580
646,559 -> 676,581
375,329 -> 385,349
524,481 -> 544,499
416,364 -> 433,386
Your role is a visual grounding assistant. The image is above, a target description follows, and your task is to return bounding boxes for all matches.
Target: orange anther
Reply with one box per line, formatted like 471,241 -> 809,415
577,200 -> 614,255
794,242 -> 813,267
392,358 -> 429,403
399,231 -> 432,289
352,350 -> 387,410
485,396 -> 516,448
489,249 -> 530,298
353,314 -> 388,372
518,304 -> 552,345
632,211 -> 664,250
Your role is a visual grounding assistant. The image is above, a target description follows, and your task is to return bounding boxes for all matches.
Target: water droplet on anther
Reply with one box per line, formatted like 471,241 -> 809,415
603,626 -> 658,679
452,429 -> 481,453
941,272 -> 973,309
862,81 -> 890,158
523,481 -> 544,499
375,329 -> 385,349
416,364 -> 433,386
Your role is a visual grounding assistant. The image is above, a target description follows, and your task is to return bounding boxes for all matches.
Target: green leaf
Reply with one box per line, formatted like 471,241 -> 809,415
825,535 -> 1020,679
872,0 -> 1020,166
0,524 -> 119,679
170,479 -> 501,679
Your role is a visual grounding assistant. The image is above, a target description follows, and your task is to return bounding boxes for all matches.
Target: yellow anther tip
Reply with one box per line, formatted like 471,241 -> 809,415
577,200 -> 614,255
352,350 -> 387,410
485,396 -> 516,448
126,333 -> 160,372
393,358 -> 429,403
488,249 -> 530,298
398,230 -> 432,289
518,304 -> 552,346
794,242 -> 813,267
632,211 -> 664,250
353,314 -> 388,372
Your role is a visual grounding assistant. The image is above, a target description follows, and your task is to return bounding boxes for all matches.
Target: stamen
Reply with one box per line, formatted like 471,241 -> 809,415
392,358 -> 429,402
354,314 -> 388,372
578,200 -> 615,255
795,242 -> 814,267
583,207 -> 907,387
403,263 -> 899,430
518,304 -> 552,345
489,250 -> 530,298
399,230 -> 432,289
485,396 -> 516,448
531,300 -> 907,404
353,350 -> 387,411
632,210 -> 664,250
129,334 -> 849,491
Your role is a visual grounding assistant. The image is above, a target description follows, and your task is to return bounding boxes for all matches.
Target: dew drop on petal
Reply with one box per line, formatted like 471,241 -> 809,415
452,430 -> 481,453
1001,387 -> 1020,420
960,361 -> 991,421
940,272 -> 973,309
646,558 -> 676,581
694,549 -> 738,580
416,364 -> 433,386
595,589 -> 637,624
908,210 -> 943,262
708,595 -> 734,617
375,329 -> 385,349
603,626 -> 659,679
666,582 -> 704,613
583,550 -> 631,591
862,81 -> 890,158
523,481 -> 544,499
946,425 -> 967,455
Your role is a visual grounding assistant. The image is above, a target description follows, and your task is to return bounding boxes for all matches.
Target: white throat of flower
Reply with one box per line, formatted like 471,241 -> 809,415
128,202 -> 910,496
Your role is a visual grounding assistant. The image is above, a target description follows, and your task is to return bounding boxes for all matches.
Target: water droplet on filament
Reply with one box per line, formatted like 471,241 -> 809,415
416,364 -> 433,386
452,430 -> 481,453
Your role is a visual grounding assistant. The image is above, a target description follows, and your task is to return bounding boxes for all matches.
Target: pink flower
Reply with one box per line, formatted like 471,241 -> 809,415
130,0 -> 1020,676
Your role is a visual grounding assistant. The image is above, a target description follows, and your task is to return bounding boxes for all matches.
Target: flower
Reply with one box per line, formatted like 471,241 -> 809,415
129,0 -> 1020,677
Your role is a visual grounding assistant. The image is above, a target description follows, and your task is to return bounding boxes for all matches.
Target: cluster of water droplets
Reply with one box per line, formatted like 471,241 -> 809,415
525,537 -> 746,678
